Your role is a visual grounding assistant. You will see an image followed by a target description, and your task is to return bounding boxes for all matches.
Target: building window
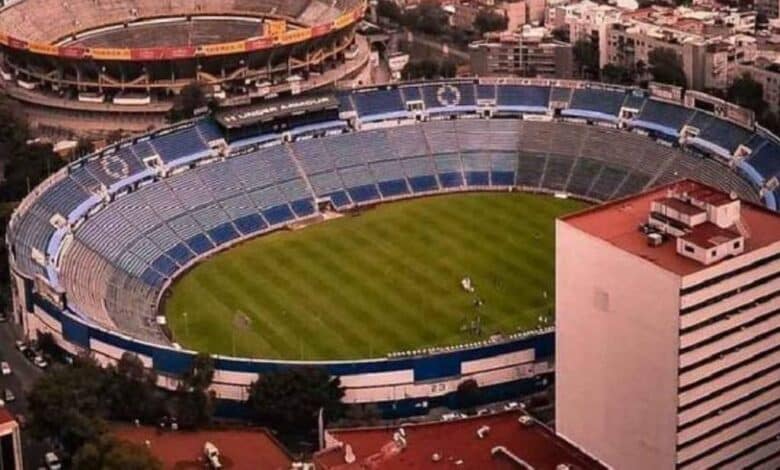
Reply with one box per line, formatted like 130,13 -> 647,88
733,240 -> 741,249
684,245 -> 695,253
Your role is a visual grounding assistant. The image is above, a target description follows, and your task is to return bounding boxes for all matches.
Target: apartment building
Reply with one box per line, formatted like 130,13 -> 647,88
469,27 -> 573,77
556,180 -> 780,470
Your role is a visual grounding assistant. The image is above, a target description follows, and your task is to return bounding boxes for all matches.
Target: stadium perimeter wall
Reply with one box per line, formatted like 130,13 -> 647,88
20,285 -> 553,417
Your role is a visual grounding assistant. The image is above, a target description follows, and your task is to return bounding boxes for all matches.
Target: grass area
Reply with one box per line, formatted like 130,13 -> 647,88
164,193 -> 585,360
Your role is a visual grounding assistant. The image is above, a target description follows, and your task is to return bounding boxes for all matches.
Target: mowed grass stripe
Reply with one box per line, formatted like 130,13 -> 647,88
165,193 -> 584,359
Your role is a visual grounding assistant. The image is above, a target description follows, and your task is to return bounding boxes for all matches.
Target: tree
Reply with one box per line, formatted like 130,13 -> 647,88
27,356 -> 108,454
402,59 -> 457,80
573,39 -> 599,79
551,26 -> 568,42
404,4 -> 448,35
648,48 -> 687,87
169,82 -> 208,123
105,353 -> 165,423
601,63 -> 634,85
376,0 -> 403,23
727,73 -> 765,115
72,435 -> 162,470
474,9 -> 507,34
171,353 -> 215,429
247,367 -> 345,433
455,379 -> 481,411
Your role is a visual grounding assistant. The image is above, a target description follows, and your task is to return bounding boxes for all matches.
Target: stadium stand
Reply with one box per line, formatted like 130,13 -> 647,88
7,80 -> 779,350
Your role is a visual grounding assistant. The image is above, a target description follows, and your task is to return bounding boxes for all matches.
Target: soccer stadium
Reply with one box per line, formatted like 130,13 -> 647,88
7,78 -> 780,415
0,0 -> 369,133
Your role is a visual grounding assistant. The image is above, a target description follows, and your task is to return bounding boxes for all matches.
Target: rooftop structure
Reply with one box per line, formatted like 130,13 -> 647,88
562,180 -> 780,276
314,411 -> 607,469
115,425 -> 293,470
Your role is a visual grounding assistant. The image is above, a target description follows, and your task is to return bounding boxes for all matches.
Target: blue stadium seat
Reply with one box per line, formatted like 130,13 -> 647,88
263,204 -> 296,225
439,172 -> 464,188
748,141 -> 780,179
635,100 -> 693,134
466,171 -> 490,186
151,255 -> 178,277
347,184 -> 381,203
208,223 -> 240,245
491,171 -> 516,186
408,175 -> 439,193
497,85 -> 550,109
377,179 -> 410,197
290,198 -> 316,217
141,268 -> 165,288
352,89 -> 405,117
699,119 -> 753,153
566,88 -> 626,119
151,127 -> 210,163
166,243 -> 194,265
326,191 -> 352,208
187,234 -> 214,255
233,214 -> 267,235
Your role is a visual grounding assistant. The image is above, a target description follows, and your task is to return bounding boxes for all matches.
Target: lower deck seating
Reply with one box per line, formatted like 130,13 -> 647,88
18,115 -> 766,345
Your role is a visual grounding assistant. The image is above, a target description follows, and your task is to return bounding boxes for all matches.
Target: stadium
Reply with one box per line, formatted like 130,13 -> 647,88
0,0 -> 369,134
7,78 -> 780,416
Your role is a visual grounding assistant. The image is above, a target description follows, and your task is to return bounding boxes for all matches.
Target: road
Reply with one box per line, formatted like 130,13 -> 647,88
0,321 -> 48,469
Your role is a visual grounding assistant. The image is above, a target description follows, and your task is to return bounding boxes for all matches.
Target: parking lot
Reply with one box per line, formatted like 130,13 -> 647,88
0,320 -> 47,469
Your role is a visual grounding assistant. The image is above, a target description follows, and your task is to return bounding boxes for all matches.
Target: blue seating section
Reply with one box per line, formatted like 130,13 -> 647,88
151,127 -> 210,163
497,85 -> 550,109
263,204 -> 295,225
208,223 -> 240,245
187,234 -> 214,255
568,89 -> 626,117
352,89 -> 405,117
233,214 -> 266,235
348,184 -> 380,203
378,179 -> 409,197
636,100 -> 694,133
748,141 -> 780,178
699,119 -> 753,153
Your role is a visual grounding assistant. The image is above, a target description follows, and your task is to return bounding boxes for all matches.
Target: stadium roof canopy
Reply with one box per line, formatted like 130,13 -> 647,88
215,94 -> 339,129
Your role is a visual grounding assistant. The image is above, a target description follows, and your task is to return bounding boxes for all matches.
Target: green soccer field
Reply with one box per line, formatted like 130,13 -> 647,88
164,192 -> 585,360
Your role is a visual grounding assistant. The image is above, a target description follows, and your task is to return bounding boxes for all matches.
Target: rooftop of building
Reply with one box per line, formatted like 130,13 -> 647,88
313,410 -> 606,470
114,425 -> 293,470
560,179 -> 780,276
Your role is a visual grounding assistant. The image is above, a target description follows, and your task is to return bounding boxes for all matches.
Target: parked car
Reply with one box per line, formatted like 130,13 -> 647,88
0,313 -> 8,322
440,412 -> 467,422
1,362 -> 11,376
33,356 -> 48,369
14,341 -> 27,353
4,389 -> 15,402
44,452 -> 62,470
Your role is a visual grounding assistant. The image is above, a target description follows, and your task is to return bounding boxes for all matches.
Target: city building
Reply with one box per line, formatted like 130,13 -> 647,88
735,56 -> 780,113
559,0 -> 624,69
470,27 -> 573,77
556,180 -> 780,470
757,0 -> 780,21
313,410 -> 607,469
607,19 -> 755,90
0,410 -> 23,470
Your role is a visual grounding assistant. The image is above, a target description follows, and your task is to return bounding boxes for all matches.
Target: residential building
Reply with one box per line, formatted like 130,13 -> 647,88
556,180 -> 780,470
470,27 -> 573,77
